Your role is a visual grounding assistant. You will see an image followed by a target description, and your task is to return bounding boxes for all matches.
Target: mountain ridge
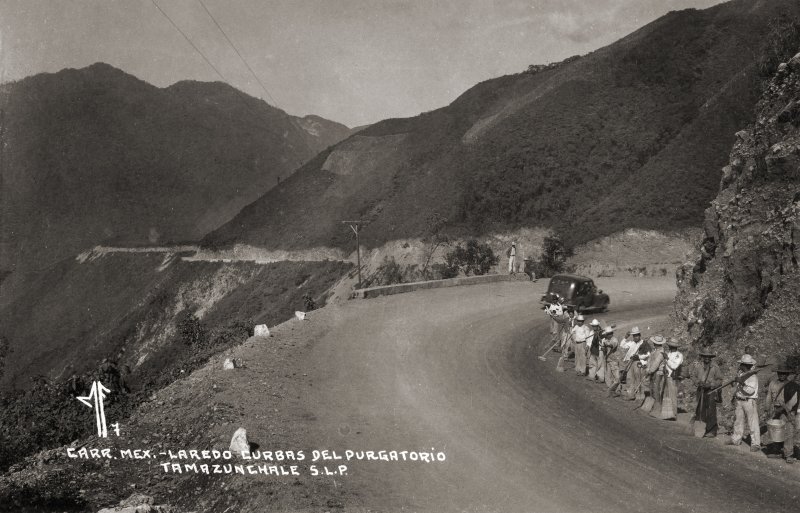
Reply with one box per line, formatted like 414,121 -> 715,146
0,62 -> 352,274
205,0 -> 799,252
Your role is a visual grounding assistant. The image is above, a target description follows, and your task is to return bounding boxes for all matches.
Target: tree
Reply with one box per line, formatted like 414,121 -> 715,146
421,212 -> 451,277
537,234 -> 573,277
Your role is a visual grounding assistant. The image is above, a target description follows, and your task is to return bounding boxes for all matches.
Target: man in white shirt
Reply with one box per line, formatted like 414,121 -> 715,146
727,354 -> 761,451
507,242 -> 516,274
571,315 -> 591,376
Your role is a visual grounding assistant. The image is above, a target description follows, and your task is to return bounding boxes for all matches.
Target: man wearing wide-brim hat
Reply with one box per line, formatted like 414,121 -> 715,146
571,314 -> 591,376
689,350 -> 723,437
765,365 -> 799,463
726,354 -> 762,452
619,327 -> 650,401
586,319 -> 604,382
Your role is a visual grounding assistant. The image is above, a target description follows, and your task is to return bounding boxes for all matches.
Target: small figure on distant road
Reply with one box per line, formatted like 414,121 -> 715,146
765,366 -> 799,463
726,354 -> 762,452
572,315 -> 591,376
689,350 -> 723,437
507,241 -> 516,274
586,320 -> 604,381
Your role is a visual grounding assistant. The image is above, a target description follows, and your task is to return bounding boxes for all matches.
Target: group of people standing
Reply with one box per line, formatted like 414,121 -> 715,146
547,305 -> 799,464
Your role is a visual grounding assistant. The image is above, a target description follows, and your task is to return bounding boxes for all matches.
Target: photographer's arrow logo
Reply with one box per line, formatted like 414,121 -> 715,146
77,381 -> 110,437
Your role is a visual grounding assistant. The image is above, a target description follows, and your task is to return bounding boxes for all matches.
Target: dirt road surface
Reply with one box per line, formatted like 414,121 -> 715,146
291,277 -> 798,512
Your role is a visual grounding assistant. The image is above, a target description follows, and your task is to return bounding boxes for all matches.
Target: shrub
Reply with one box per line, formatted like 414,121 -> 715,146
177,312 -> 206,346
443,240 -> 498,276
758,14 -> 800,77
431,262 -> 459,279
362,256 -> 405,287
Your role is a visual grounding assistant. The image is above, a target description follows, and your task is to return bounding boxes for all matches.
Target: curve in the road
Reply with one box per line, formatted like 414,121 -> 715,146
300,280 -> 798,512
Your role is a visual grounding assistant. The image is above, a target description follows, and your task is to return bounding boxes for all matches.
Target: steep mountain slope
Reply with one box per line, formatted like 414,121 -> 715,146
0,63 -> 351,274
675,48 -> 800,368
206,0 -> 800,252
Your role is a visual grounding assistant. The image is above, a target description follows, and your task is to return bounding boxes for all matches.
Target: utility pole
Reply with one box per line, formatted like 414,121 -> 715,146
341,220 -> 363,288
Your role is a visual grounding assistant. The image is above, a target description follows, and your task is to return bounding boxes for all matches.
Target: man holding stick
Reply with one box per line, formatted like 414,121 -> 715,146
726,354 -> 762,452
620,327 -> 650,401
586,320 -> 604,382
689,350 -> 723,437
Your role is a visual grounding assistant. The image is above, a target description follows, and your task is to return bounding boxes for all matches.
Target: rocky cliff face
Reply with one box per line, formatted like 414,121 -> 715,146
675,50 -> 800,368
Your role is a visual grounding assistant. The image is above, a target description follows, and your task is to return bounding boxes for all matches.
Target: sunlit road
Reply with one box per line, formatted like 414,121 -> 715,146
299,279 -> 798,512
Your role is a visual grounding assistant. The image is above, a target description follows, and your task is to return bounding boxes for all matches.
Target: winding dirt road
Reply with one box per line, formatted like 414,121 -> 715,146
298,278 -> 798,512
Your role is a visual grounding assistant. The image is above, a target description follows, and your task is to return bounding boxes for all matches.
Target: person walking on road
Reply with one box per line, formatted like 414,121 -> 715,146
586,320 -> 603,382
572,315 -> 591,376
765,366 -> 798,463
689,351 -> 723,437
507,241 -> 517,274
727,354 -> 762,452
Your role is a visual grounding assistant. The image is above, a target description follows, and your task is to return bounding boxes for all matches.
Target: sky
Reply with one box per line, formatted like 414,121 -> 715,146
0,0 -> 725,127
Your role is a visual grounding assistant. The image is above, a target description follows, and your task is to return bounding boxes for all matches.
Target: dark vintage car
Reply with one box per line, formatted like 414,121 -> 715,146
541,274 -> 610,312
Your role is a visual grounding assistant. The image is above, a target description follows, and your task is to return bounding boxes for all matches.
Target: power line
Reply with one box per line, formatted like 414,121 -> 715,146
194,0 -> 314,158
150,0 -> 314,164
149,0 -> 227,84
197,0 -> 278,107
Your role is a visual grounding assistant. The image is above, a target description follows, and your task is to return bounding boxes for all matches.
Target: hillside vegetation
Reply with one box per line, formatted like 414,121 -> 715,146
206,0 -> 800,252
0,63 -> 351,274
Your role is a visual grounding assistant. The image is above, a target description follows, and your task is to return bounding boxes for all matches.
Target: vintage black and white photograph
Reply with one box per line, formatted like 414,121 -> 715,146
0,0 -> 799,511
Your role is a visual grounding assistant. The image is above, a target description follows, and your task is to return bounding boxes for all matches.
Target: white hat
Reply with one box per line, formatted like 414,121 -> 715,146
576,315 -> 585,321
602,326 -> 615,335
738,354 -> 756,365
590,319 -> 600,327
630,327 -> 641,335
650,335 -> 665,346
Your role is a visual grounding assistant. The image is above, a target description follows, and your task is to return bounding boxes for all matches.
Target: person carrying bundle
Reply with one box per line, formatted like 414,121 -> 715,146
689,350 -> 723,437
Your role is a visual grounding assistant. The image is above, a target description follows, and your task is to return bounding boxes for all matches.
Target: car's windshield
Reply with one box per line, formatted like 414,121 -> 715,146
547,277 -> 576,300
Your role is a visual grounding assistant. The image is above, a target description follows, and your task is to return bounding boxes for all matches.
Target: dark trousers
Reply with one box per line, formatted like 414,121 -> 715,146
695,386 -> 718,436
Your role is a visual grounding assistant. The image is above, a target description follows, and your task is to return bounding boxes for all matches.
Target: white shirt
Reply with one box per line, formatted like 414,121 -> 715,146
571,324 -> 591,344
